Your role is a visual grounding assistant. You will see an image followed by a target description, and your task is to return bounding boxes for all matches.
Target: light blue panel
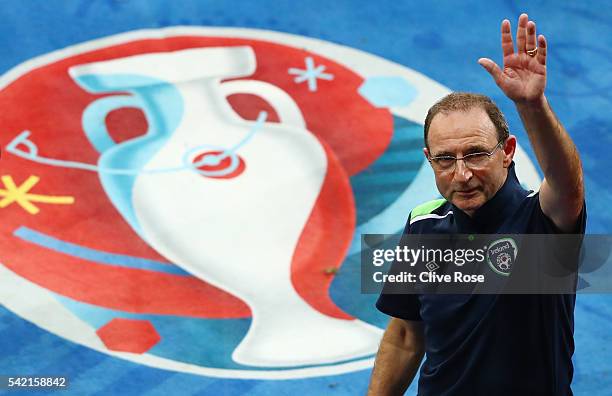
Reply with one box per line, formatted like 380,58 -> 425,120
358,76 -> 418,108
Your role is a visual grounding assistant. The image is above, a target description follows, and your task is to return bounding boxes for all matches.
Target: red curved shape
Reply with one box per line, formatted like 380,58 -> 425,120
290,141 -> 356,320
193,150 -> 246,179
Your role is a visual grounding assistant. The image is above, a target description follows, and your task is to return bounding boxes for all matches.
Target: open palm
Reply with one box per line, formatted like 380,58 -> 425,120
478,14 -> 547,103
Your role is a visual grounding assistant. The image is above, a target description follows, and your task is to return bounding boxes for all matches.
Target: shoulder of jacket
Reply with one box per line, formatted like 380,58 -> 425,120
409,198 -> 448,222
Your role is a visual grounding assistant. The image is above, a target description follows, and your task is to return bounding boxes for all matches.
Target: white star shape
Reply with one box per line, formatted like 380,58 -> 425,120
288,56 -> 334,92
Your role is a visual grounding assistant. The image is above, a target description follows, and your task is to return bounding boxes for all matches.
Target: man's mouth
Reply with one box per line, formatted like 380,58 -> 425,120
456,188 -> 478,196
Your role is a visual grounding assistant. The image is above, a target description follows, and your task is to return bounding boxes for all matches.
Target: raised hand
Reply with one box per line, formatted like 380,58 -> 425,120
478,13 -> 547,104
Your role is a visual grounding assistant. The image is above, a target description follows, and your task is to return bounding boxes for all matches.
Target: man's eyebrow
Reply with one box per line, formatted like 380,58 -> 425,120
431,150 -> 455,157
465,144 -> 489,153
430,144 -> 490,157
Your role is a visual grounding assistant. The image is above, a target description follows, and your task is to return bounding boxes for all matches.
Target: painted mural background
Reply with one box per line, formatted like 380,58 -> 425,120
0,1 -> 610,395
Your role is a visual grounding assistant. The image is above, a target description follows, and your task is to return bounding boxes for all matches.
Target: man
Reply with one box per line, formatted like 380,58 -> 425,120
368,14 -> 585,396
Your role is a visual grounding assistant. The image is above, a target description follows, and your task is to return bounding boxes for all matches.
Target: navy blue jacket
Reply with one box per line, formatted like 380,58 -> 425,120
376,163 -> 587,396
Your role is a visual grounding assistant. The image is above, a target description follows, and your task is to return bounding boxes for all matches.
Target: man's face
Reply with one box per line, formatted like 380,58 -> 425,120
424,107 -> 515,216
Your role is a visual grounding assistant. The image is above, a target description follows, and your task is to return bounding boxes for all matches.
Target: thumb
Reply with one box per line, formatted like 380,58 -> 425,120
478,58 -> 503,85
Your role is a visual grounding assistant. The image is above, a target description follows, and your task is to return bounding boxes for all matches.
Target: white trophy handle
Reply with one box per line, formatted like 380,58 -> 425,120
220,80 -> 306,129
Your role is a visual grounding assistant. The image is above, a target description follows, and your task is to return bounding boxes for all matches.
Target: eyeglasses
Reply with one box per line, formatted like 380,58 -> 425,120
428,140 -> 504,172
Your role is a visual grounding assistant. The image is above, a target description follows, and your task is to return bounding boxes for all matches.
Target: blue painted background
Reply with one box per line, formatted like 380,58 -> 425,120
0,1 -> 610,394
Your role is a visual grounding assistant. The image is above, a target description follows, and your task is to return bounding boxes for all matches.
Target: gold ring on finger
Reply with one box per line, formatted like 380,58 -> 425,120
526,48 -> 538,57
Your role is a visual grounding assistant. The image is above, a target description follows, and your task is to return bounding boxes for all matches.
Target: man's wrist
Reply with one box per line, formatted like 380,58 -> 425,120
514,94 -> 548,114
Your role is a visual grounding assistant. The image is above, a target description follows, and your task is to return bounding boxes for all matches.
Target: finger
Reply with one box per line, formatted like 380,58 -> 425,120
501,19 -> 514,58
526,21 -> 537,52
478,58 -> 503,85
516,13 -> 528,53
537,34 -> 547,65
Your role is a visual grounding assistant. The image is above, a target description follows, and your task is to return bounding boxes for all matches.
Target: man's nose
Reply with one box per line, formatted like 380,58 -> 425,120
453,159 -> 473,182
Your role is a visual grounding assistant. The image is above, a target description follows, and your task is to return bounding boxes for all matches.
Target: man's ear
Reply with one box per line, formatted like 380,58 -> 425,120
423,147 -> 430,160
503,135 -> 517,167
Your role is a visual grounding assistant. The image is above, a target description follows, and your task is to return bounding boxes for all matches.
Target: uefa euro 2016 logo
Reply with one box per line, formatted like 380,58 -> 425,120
0,27 -> 539,379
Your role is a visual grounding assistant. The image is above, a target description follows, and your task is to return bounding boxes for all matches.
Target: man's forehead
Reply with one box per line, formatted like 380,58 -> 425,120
428,107 -> 498,146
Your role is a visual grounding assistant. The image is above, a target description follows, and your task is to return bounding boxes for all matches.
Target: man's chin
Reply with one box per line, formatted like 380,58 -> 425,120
451,194 -> 484,215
